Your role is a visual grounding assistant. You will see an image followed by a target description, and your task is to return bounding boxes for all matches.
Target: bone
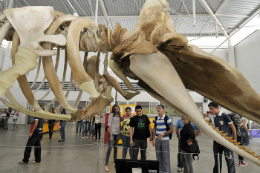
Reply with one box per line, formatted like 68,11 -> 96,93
74,90 -> 83,109
66,17 -> 101,98
30,57 -> 42,89
39,46 -> 61,101
160,44 -> 260,125
0,21 -> 10,45
41,14 -> 78,113
0,13 -> 5,21
33,75 -> 46,94
129,52 -> 260,166
94,52 -> 100,89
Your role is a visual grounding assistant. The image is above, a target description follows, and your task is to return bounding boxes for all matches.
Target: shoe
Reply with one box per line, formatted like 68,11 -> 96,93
19,160 -> 27,164
47,140 -> 51,143
98,139 -> 100,142
11,129 -> 15,131
239,161 -> 248,166
94,135 -> 96,138
90,136 -> 92,138
30,161 -> 40,164
235,162 -> 238,165
177,167 -> 182,172
94,139 -> 97,141
58,139 -> 64,142
82,136 -> 86,138
105,165 -> 109,172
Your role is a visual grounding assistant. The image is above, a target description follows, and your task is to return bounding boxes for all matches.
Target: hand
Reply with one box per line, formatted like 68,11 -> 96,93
149,136 -> 152,141
187,141 -> 193,146
110,135 -> 113,141
177,136 -> 181,140
130,140 -> 134,146
152,140 -> 155,147
249,131 -> 251,137
157,134 -> 163,140
28,133 -> 33,138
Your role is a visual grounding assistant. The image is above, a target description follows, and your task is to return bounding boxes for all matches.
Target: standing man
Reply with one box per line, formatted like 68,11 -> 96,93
130,105 -> 152,160
176,115 -> 202,172
19,116 -> 44,164
3,107 -> 12,130
152,105 -> 173,173
208,102 -> 236,173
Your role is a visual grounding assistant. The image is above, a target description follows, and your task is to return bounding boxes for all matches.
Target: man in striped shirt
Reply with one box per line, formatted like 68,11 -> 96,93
152,105 -> 174,173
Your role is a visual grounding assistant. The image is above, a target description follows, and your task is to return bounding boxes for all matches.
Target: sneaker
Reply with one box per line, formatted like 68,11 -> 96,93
30,161 -> 40,164
19,160 -> 27,164
239,161 -> 248,166
90,136 -> 92,138
98,139 -> 100,142
235,162 -> 238,165
94,135 -> 96,138
177,167 -> 182,172
105,165 -> 109,172
82,136 -> 86,138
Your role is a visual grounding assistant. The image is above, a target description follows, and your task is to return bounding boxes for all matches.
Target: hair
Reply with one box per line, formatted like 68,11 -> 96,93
157,105 -> 164,109
61,108 -> 66,114
135,105 -> 142,110
125,107 -> 132,111
208,102 -> 218,108
112,104 -> 120,116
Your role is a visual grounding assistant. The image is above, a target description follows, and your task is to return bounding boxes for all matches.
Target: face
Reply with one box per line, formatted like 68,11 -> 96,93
49,109 -> 54,113
125,109 -> 132,116
157,106 -> 164,114
60,108 -> 64,112
209,106 -> 219,115
135,109 -> 142,116
114,106 -> 119,114
182,116 -> 190,125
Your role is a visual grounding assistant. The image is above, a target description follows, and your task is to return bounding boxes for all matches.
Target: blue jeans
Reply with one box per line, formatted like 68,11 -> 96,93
59,121 -> 66,140
4,118 -> 8,129
76,121 -> 83,133
213,141 -> 235,173
13,119 -> 18,129
105,133 -> 120,165
82,121 -> 90,137
48,123 -> 54,139
177,139 -> 183,168
241,128 -> 249,146
155,139 -> 171,173
122,134 -> 133,159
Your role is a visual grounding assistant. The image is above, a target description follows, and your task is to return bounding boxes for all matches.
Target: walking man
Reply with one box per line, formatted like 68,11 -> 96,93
130,105 -> 152,160
152,105 -> 174,173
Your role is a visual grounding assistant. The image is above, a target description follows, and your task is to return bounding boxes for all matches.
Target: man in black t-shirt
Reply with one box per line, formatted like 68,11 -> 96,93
19,116 -> 44,164
208,102 -> 236,173
130,105 -> 152,160
3,107 -> 12,130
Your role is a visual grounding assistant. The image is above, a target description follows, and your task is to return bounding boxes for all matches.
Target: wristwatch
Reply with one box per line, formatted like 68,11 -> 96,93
161,133 -> 164,136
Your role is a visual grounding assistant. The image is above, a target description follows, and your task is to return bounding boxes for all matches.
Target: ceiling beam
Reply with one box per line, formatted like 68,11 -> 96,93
198,0 -> 229,38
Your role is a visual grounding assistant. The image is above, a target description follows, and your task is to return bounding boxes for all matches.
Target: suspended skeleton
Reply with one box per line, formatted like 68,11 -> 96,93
0,0 -> 260,166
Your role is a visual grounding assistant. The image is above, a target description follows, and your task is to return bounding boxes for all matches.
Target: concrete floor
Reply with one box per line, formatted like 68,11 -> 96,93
0,123 -> 259,173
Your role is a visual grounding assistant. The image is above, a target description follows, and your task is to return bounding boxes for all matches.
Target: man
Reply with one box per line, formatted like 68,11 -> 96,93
175,115 -> 202,172
19,116 -> 44,164
3,107 -> 12,130
208,102 -> 236,173
152,105 -> 174,173
130,105 -> 152,160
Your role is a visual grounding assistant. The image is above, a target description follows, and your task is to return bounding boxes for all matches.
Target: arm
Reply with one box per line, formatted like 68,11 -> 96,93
176,128 -> 181,140
107,114 -> 113,141
130,127 -> 134,146
195,130 -> 202,137
148,124 -> 152,141
100,114 -> 103,118
229,123 -> 237,140
29,120 -> 38,137
242,119 -> 251,137
152,126 -> 156,147
187,128 -> 196,145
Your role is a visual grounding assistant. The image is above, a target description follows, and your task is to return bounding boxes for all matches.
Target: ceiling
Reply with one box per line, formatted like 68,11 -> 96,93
1,0 -> 260,37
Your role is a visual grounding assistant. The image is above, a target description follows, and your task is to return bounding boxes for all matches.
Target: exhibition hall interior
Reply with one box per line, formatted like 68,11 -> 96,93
0,0 -> 260,173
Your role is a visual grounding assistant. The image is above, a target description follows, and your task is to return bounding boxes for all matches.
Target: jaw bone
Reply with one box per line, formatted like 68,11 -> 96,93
129,52 -> 260,166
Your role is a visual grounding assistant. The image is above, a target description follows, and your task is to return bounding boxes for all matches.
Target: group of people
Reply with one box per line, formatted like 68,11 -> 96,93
77,112 -> 103,141
104,103 -> 251,173
1,107 -> 19,130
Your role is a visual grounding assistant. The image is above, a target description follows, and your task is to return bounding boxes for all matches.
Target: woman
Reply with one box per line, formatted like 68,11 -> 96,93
180,116 -> 195,173
237,116 -> 251,166
58,108 -> 66,142
121,107 -> 133,159
47,108 -> 55,142
94,112 -> 103,141
105,104 -> 121,172
11,110 -> 19,130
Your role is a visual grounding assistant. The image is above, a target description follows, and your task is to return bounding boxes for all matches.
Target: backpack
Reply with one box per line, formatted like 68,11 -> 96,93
154,115 -> 172,140
228,113 -> 242,136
